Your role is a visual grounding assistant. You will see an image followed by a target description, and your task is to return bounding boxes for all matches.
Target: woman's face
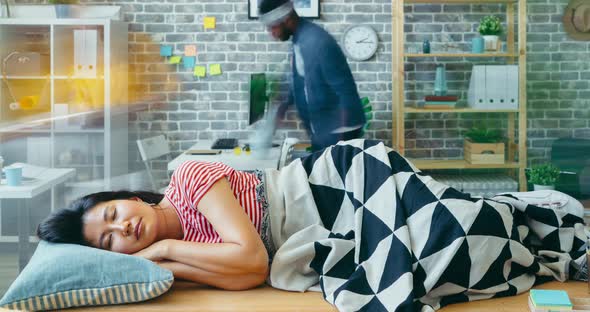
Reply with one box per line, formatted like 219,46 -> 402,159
82,198 -> 159,254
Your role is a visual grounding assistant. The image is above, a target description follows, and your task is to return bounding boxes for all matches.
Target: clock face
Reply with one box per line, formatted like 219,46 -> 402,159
342,25 -> 379,61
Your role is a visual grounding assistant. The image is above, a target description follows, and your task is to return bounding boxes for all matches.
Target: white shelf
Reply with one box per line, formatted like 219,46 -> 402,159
2,75 -> 50,80
53,129 -> 106,134
0,18 -> 117,26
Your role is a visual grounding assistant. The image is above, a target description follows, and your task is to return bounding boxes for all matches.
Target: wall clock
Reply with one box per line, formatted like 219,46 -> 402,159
341,25 -> 379,61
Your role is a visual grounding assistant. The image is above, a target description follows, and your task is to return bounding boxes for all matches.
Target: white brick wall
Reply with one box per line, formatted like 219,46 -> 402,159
13,0 -> 590,165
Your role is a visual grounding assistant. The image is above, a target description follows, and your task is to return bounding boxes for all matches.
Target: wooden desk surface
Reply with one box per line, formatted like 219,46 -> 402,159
440,281 -> 588,311
62,281 -> 587,312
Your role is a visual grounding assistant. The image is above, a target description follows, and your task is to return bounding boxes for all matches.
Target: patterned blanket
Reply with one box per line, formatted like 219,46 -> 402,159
265,139 -> 587,311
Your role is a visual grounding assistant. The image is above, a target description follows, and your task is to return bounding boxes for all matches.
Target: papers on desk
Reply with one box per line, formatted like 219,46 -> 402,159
185,150 -> 222,155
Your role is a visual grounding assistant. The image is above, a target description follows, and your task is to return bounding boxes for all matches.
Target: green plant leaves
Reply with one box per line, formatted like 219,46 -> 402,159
528,164 -> 560,186
464,127 -> 503,143
478,15 -> 503,36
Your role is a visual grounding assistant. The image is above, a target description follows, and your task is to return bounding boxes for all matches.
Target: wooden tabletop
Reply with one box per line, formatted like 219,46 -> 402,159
61,281 -> 588,312
440,281 -> 588,311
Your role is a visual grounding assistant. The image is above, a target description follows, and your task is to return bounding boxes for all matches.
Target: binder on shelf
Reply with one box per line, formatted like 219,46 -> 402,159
467,65 -> 486,108
74,29 -> 98,78
485,65 -> 506,108
506,65 -> 519,109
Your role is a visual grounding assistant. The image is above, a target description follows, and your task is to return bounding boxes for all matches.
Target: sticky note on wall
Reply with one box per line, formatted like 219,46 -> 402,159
194,66 -> 206,78
160,45 -> 173,57
182,56 -> 196,69
209,64 -> 222,76
169,56 -> 182,64
184,45 -> 197,56
204,17 -> 216,30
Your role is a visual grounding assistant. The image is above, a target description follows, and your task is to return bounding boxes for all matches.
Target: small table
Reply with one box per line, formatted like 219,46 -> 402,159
168,140 -> 282,171
0,164 -> 76,271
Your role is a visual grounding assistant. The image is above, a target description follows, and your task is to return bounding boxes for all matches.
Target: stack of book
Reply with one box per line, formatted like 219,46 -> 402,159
528,289 -> 573,311
422,95 -> 458,109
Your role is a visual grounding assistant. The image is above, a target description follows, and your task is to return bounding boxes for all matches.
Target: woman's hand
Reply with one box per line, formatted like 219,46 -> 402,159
133,239 -> 170,262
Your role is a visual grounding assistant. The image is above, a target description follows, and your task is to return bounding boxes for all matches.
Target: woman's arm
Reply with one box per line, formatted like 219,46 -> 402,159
157,260 -> 267,291
139,178 -> 269,290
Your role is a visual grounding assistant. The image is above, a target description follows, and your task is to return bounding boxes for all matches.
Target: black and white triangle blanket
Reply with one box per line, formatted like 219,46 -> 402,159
264,139 -> 587,311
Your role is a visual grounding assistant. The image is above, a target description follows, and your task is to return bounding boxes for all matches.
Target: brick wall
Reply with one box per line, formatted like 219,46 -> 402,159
15,0 -> 590,168
120,0 -> 393,165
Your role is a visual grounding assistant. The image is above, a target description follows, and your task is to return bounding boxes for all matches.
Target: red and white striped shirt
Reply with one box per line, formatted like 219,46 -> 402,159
164,161 -> 262,243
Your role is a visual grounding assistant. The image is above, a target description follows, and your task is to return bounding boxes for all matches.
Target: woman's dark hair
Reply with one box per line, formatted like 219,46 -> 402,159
37,190 -> 164,245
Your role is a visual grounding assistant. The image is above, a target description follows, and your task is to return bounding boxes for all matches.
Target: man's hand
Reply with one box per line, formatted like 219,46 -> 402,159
133,240 -> 170,262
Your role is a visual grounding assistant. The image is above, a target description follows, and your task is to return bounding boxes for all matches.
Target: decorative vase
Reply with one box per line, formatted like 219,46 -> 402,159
422,39 -> 430,54
533,184 -> 555,191
434,64 -> 447,96
483,35 -> 500,51
54,4 -> 70,18
1,0 -> 11,18
54,5 -> 81,18
471,37 -> 485,53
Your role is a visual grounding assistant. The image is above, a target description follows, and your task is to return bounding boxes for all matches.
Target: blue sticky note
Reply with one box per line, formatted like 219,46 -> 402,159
182,56 -> 196,69
160,45 -> 173,57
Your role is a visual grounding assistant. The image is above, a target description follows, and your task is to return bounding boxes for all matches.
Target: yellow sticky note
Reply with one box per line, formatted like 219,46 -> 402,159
209,64 -> 222,76
169,56 -> 182,64
204,17 -> 216,30
184,45 -> 197,56
193,66 -> 206,78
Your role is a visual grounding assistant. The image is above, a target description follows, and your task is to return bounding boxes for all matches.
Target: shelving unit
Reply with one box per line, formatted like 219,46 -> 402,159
0,18 -> 128,240
392,0 -> 527,191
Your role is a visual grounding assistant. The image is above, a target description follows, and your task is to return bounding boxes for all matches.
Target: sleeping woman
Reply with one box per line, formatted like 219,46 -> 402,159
37,139 -> 588,311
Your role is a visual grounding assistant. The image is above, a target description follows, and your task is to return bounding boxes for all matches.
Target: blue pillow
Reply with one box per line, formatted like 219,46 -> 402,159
0,241 -> 173,311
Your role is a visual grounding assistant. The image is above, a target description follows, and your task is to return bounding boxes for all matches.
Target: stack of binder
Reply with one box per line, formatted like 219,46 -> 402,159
468,65 -> 519,109
422,95 -> 458,109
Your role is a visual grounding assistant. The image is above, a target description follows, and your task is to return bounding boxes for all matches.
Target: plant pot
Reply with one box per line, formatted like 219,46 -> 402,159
483,35 -> 500,52
464,139 -> 505,164
533,184 -> 555,191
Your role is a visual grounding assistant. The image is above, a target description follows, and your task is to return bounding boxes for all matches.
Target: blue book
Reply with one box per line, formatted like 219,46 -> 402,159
530,289 -> 572,310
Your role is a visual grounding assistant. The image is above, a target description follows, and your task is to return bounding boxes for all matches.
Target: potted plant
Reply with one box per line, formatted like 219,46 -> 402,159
48,0 -> 79,18
463,126 -> 505,164
477,15 -> 503,51
528,164 -> 560,191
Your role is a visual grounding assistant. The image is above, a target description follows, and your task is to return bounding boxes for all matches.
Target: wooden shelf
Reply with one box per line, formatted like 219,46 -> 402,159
411,159 -> 521,169
405,53 -> 518,58
405,107 -> 519,113
392,0 -> 527,190
405,0 -> 517,3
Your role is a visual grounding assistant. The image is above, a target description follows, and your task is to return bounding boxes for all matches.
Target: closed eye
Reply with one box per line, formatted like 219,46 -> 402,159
111,207 -> 117,221
107,233 -> 113,250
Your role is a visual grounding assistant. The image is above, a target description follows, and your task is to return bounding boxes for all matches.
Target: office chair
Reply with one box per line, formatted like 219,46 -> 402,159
278,138 -> 299,169
136,135 -> 170,193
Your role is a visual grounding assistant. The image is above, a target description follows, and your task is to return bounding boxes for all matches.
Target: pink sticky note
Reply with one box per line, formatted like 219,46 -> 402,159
185,45 -> 197,56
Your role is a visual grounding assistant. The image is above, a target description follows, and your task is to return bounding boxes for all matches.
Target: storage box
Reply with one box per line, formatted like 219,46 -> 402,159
431,173 -> 518,198
464,139 -> 505,164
